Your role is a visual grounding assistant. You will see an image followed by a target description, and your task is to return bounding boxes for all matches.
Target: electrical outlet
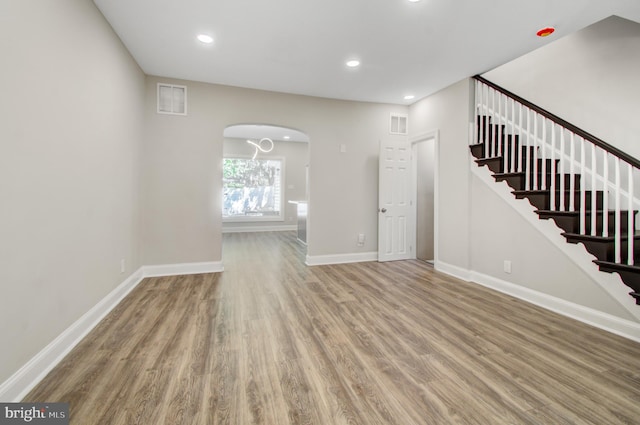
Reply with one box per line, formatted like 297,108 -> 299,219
504,260 -> 512,274
357,233 -> 365,246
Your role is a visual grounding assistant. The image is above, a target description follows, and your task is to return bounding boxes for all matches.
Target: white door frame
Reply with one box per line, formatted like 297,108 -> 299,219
410,130 -> 439,265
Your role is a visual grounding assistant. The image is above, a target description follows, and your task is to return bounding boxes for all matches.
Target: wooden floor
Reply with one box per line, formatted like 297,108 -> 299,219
25,231 -> 640,424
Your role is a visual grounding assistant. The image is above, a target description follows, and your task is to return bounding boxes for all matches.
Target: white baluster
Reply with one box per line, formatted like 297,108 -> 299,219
615,158 -> 621,263
550,122 -> 556,211
559,128 -> 565,212
591,143 -> 597,236
474,82 -> 479,146
525,108 -> 531,191
498,94 -> 503,172
491,88 -> 496,158
569,133 -> 576,211
628,163 -> 634,266
533,113 -> 539,190
480,83 -> 485,151
541,117 -> 547,190
580,137 -> 586,235
517,103 -> 523,173
603,150 -> 609,238
510,98 -> 516,173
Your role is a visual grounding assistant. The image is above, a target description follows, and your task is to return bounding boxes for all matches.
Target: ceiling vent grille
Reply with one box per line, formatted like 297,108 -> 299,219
389,113 -> 408,135
157,83 -> 187,115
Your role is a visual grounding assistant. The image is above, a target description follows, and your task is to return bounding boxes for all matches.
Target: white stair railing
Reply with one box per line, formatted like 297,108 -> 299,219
473,77 -> 639,267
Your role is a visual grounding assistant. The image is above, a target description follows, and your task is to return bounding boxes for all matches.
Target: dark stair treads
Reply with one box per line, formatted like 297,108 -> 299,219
493,172 -> 582,192
562,231 -> 640,263
475,156 -> 503,174
471,137 -> 527,161
514,189 -> 603,211
537,209 -> 637,234
493,172 -> 526,190
591,261 -> 640,304
470,143 -> 484,159
472,115 -> 640,305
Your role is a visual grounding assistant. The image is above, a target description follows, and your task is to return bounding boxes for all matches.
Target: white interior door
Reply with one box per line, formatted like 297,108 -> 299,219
378,140 -> 414,262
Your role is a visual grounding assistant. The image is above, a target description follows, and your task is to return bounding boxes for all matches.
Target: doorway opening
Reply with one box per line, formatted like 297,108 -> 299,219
412,132 -> 438,264
221,123 -> 310,250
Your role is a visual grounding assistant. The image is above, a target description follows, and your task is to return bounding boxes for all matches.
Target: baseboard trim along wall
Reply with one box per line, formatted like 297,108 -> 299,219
434,260 -> 471,282
305,252 -> 378,266
6,254 -> 639,402
142,261 -> 224,277
0,269 -> 145,402
222,225 -> 296,233
437,260 -> 640,344
0,260 -> 225,402
471,162 -> 640,322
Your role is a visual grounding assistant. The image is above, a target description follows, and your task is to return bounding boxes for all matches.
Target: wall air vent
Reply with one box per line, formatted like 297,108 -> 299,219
389,113 -> 408,135
157,83 -> 187,115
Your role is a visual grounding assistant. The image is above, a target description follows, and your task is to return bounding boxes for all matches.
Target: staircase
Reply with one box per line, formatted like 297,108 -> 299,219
470,76 -> 640,305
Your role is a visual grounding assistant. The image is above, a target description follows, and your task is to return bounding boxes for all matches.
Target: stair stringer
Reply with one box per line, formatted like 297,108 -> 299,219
471,158 -> 640,324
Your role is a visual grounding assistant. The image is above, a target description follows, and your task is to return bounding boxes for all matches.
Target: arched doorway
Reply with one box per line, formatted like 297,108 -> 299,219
221,123 -> 310,247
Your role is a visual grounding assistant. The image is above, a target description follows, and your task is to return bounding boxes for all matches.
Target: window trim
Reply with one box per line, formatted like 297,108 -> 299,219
222,155 -> 286,223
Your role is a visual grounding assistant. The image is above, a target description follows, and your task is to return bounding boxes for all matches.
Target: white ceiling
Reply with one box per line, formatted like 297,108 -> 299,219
94,0 -> 640,105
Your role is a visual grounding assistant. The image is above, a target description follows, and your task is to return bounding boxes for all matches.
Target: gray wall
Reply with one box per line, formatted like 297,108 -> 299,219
409,79 -> 473,271
406,17 -> 639,320
468,175 -> 631,318
0,0 -> 145,383
222,138 -> 308,231
141,76 -> 408,264
483,15 -> 640,158
4,3 -> 637,393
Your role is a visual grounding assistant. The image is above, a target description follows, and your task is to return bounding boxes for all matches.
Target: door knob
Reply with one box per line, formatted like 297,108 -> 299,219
380,208 -> 387,213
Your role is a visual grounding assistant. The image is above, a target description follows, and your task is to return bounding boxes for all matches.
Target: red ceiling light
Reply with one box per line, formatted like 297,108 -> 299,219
536,27 -> 555,37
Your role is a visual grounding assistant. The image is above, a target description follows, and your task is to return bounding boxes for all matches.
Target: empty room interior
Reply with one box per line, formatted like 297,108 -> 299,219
2,0 -> 640,423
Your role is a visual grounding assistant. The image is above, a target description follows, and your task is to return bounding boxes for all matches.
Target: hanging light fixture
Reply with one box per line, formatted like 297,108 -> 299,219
247,137 -> 274,159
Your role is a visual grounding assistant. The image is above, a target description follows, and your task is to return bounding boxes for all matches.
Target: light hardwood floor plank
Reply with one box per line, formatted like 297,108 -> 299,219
23,231 -> 640,424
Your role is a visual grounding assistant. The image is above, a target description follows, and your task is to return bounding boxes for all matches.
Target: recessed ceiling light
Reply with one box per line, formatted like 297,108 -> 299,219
346,60 -> 360,68
283,135 -> 291,140
404,95 -> 415,100
536,27 -> 555,37
197,34 -> 214,44
408,0 -> 421,2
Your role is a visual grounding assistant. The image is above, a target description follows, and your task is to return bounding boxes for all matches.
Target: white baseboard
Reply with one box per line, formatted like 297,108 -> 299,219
0,260 -> 226,402
0,268 -> 145,402
436,260 -> 640,343
471,163 -> 640,322
222,225 -> 296,233
142,261 -> 224,277
470,270 -> 640,343
434,260 -> 471,281
305,252 -> 378,266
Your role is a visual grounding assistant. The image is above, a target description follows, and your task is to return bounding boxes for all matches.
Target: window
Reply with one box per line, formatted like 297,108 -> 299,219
157,83 -> 187,115
222,157 -> 284,221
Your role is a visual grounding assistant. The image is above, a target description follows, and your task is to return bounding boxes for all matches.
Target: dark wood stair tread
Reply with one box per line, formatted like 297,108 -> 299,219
472,121 -> 640,305
537,210 -> 635,217
593,260 -> 640,303
561,231 -> 640,242
594,260 -> 640,273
